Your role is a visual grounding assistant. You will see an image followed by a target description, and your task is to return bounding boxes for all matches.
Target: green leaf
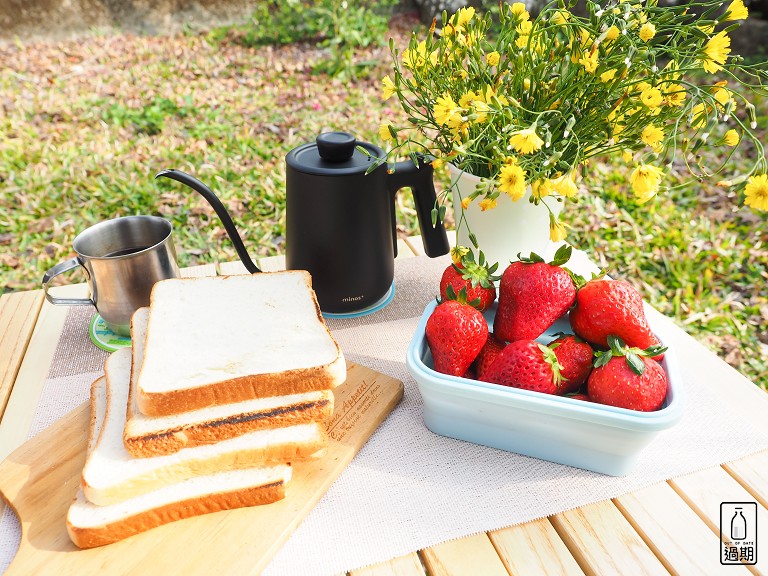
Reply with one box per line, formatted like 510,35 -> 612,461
550,244 -> 573,267
593,350 -> 612,368
608,335 -> 626,355
468,232 -> 479,249
625,352 -> 646,375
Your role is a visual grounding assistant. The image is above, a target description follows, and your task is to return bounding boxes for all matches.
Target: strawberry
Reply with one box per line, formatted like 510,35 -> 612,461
569,278 -> 663,359
472,332 -> 506,380
567,393 -> 591,401
587,336 -> 669,411
439,248 -> 499,312
493,245 -> 578,343
549,334 -> 593,394
479,339 -> 565,394
425,288 -> 489,377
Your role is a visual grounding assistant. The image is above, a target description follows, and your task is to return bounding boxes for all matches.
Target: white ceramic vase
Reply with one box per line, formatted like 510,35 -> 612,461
448,164 -> 562,268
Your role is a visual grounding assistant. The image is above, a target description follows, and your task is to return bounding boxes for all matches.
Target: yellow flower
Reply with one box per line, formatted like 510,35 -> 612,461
664,85 -> 686,107
461,197 -> 471,210
552,173 -> 579,198
498,163 -> 527,200
511,2 -> 529,20
486,51 -> 500,67
379,123 -> 394,142
523,78 -> 531,91
605,25 -> 620,42
381,75 -> 396,101
549,215 -> 568,242
713,85 -> 736,111
450,245 -> 469,264
531,178 -> 555,199
703,31 -> 731,74
433,93 -> 461,126
639,23 -> 656,42
509,126 -> 545,154
640,87 -> 663,108
600,69 -> 617,83
516,35 -> 530,49
459,90 -> 481,108
454,6 -> 475,29
622,149 -> 634,163
479,197 -> 498,211
551,10 -> 570,26
630,164 -> 664,203
723,0 -> 749,21
402,41 -> 427,69
691,102 -> 709,129
723,129 -> 740,146
578,51 -> 599,74
517,20 -> 533,35
744,174 -> 768,211
641,124 -> 665,151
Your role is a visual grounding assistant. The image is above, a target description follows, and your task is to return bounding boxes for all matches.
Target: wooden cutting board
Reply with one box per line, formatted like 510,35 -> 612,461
0,362 -> 403,575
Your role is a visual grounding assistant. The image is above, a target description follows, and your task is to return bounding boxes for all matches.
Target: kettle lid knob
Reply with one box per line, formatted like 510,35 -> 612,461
316,132 -> 356,162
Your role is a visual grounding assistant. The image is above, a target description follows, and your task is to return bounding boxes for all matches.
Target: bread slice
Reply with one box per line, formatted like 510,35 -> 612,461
136,272 -> 346,416
122,312 -> 334,456
68,377 -> 291,549
84,361 -> 325,505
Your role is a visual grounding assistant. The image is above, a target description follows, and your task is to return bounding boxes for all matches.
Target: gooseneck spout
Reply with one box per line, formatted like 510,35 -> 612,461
155,169 -> 261,273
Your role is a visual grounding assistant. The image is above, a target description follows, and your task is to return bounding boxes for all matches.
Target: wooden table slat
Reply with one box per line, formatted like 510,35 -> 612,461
488,517 -> 585,576
669,467 -> 768,575
348,552 -> 426,576
614,481 -> 752,575
179,263 -> 218,278
0,290 -> 44,422
420,533 -> 510,576
723,450 -> 768,509
550,500 -> 671,576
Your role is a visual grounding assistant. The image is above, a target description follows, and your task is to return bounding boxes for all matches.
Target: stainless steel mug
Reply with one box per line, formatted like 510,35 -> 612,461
41,215 -> 180,336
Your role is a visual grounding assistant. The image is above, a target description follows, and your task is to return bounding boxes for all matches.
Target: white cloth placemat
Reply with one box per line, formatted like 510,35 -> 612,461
2,251 -> 768,576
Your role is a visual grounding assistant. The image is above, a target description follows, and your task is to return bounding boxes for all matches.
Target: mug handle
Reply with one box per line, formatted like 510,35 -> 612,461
41,258 -> 95,306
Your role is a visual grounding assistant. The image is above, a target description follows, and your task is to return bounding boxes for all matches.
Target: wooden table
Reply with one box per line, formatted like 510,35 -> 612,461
1,236 -> 767,576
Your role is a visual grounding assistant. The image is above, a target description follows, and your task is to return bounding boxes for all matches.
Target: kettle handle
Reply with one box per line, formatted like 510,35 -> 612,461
387,157 -> 450,258
155,169 -> 261,274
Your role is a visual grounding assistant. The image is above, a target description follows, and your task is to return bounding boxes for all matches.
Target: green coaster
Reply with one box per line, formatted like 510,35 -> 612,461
89,314 -> 132,352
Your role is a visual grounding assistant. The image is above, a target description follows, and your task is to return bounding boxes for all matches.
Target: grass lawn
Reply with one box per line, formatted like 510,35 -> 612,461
0,13 -> 766,387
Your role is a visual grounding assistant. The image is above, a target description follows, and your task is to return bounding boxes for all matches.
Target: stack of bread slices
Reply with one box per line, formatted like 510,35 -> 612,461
67,271 -> 346,548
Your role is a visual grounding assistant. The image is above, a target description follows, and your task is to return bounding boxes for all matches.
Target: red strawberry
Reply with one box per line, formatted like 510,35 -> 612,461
567,393 -> 591,401
549,334 -> 593,394
479,339 -> 565,395
425,291 -> 489,377
439,249 -> 499,312
569,278 -> 663,359
494,245 -> 577,342
587,336 -> 669,411
472,332 -> 506,380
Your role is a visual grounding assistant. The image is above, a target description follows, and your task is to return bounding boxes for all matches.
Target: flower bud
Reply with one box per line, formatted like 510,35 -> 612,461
746,103 -> 757,129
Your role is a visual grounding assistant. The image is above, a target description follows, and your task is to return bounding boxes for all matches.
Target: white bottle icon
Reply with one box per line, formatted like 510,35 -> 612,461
731,508 -> 747,541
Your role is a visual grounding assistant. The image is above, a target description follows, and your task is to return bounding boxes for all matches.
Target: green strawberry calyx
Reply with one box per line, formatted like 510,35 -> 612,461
538,342 -> 567,389
442,284 -> 483,309
516,244 -> 572,267
593,336 -> 668,375
452,249 -> 501,289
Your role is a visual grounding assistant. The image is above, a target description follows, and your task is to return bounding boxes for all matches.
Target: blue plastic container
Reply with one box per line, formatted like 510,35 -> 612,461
406,300 -> 685,476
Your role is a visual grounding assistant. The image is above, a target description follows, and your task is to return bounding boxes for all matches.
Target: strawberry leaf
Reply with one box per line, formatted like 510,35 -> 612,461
539,343 -> 566,388
642,344 -> 668,357
549,244 -> 572,267
625,352 -> 646,375
593,349 -> 613,368
518,252 -> 545,264
608,335 -> 626,355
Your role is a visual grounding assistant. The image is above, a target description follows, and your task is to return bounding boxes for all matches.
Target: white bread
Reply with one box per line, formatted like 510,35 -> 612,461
122,312 -> 333,457
67,378 -> 291,549
136,272 -> 346,416
84,363 -> 325,505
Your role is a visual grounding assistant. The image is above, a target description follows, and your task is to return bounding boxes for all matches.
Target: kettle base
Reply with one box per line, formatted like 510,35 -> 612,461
321,282 -> 395,320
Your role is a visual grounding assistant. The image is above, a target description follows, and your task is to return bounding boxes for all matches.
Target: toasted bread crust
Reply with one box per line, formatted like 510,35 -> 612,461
123,396 -> 333,458
136,354 -> 346,416
67,480 -> 286,549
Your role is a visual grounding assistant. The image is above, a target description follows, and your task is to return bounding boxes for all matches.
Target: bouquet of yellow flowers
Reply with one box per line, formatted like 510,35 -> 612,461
377,0 -> 767,244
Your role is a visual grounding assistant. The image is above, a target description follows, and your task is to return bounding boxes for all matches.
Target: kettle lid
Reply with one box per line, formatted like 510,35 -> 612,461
286,132 -> 384,176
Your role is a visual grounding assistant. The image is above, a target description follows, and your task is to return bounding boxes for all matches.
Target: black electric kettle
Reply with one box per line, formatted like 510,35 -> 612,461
156,131 -> 449,315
